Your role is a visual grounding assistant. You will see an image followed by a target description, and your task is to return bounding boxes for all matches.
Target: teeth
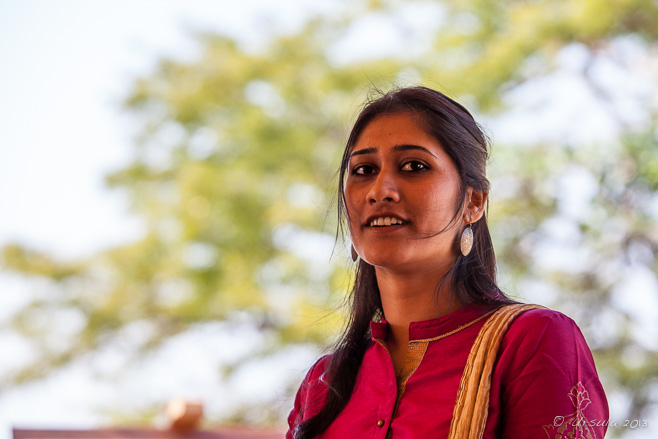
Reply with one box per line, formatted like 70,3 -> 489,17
370,217 -> 404,227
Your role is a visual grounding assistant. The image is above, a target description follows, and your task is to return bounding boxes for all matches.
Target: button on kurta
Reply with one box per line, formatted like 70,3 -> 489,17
377,419 -> 385,427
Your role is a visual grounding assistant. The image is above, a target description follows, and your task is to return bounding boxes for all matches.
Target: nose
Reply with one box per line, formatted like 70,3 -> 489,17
367,170 -> 400,204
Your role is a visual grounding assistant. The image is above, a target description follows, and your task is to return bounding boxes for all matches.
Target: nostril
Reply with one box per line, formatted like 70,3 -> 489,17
366,175 -> 400,203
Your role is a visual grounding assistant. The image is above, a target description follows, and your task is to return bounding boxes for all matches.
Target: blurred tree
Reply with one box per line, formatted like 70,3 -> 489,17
2,0 -> 657,434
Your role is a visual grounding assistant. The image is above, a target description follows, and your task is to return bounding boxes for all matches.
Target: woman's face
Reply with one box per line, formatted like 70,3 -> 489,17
344,112 -> 465,272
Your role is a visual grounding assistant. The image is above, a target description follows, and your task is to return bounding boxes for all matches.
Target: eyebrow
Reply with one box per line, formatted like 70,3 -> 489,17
350,144 -> 438,159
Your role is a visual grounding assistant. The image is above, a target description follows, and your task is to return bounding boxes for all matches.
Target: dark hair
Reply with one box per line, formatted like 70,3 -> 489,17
294,86 -> 513,438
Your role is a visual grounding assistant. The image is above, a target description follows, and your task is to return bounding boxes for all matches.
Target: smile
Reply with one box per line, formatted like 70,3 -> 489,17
369,217 -> 407,227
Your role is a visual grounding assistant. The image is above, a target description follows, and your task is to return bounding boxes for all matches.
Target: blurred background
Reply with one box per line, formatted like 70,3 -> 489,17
1,0 -> 657,437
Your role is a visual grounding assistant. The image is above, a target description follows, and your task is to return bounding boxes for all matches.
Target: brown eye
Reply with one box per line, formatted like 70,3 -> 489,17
401,161 -> 428,172
353,165 -> 375,175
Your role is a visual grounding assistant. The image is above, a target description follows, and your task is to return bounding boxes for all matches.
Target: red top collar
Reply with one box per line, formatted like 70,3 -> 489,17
370,302 -> 498,341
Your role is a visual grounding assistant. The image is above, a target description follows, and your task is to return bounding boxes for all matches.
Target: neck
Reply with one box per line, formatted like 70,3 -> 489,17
375,263 -> 463,350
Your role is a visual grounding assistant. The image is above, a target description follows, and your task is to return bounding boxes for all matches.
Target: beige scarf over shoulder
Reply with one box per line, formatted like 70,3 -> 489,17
448,303 -> 546,439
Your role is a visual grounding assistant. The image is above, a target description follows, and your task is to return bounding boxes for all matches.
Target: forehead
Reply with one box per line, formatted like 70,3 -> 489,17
354,112 -> 440,150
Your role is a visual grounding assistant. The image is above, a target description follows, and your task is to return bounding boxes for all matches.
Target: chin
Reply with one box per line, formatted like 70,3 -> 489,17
361,252 -> 414,269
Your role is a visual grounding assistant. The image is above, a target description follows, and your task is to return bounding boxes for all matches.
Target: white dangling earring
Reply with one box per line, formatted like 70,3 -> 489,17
460,222 -> 473,256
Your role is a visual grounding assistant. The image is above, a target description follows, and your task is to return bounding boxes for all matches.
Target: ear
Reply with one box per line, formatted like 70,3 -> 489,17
463,187 -> 488,223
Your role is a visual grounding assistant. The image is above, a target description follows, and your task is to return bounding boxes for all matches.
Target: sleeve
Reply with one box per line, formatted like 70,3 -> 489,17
286,355 -> 331,439
487,309 -> 609,439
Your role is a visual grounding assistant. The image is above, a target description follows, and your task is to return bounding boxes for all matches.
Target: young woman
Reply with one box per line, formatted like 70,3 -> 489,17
286,87 -> 608,438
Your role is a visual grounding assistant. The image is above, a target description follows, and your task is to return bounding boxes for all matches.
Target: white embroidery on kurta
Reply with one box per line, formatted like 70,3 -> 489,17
542,382 -> 598,439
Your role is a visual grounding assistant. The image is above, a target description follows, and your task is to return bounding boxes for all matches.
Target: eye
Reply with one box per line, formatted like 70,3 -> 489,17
401,161 -> 428,172
352,164 -> 376,175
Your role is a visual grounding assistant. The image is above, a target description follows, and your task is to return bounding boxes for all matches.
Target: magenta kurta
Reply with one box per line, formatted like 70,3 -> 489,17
287,304 -> 609,438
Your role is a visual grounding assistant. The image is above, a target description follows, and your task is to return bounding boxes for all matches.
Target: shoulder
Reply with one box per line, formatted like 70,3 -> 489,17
507,307 -> 579,334
497,306 -> 598,378
302,354 -> 333,386
510,306 -> 576,326
296,353 -> 334,408
503,307 -> 586,352
287,354 -> 333,435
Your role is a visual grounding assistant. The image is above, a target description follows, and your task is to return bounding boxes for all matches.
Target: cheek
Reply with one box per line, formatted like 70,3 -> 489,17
422,183 -> 461,221
343,188 -> 361,226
